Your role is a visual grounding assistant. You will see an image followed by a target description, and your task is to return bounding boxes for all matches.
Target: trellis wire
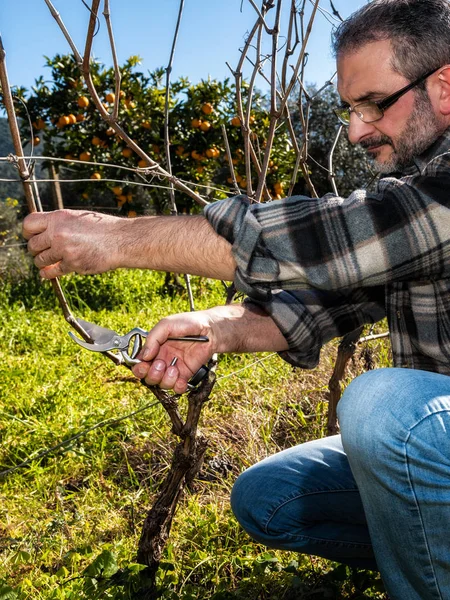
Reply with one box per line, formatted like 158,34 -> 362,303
0,155 -> 235,198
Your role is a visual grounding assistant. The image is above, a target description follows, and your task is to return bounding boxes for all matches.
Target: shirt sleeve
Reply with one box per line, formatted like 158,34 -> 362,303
244,286 -> 386,368
204,160 -> 450,299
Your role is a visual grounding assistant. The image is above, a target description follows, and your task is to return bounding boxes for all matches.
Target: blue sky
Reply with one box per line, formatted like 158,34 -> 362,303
0,0 -> 366,94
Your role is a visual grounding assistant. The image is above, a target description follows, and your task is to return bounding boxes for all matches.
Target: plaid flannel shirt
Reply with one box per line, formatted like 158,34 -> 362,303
204,128 -> 450,374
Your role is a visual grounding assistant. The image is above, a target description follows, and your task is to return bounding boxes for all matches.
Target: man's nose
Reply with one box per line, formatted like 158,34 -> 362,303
347,113 -> 377,145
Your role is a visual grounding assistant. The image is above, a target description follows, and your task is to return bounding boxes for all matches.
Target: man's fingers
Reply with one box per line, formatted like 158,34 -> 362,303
142,359 -> 166,386
39,262 -> 66,279
140,321 -> 175,361
22,213 -> 49,240
173,378 -> 189,394
27,231 -> 51,256
132,359 -> 190,393
159,364 -> 179,390
33,247 -> 62,269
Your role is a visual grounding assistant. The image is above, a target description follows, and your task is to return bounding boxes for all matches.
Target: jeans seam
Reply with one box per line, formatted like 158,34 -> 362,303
263,488 -> 373,548
270,531 -> 373,548
404,409 -> 450,600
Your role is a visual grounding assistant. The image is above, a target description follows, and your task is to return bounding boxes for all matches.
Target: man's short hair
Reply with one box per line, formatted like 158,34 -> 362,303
333,0 -> 450,82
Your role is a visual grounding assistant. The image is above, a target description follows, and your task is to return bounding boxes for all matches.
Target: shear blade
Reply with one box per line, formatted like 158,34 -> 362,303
75,318 -> 117,345
69,318 -> 121,352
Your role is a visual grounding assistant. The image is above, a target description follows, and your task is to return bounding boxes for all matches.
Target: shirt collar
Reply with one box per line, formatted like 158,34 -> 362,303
383,127 -> 450,178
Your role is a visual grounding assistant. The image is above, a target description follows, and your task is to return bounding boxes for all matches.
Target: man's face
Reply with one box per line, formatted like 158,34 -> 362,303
337,40 -> 445,172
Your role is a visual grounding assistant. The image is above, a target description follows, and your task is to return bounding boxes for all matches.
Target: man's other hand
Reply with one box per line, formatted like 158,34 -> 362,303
23,209 -> 122,278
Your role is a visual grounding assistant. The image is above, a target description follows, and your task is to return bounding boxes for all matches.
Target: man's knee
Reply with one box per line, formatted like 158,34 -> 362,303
337,367 -> 450,464
337,368 -> 410,464
230,462 -> 271,542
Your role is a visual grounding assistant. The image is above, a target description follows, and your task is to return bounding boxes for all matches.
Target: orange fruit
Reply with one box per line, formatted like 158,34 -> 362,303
119,90 -> 126,99
191,150 -> 203,161
82,192 -> 89,200
127,210 -> 137,218
122,148 -> 133,158
206,147 -> 220,159
138,159 -> 148,168
33,136 -> 40,146
274,182 -> 284,194
231,116 -> 241,127
124,99 -> 136,109
249,115 -> 256,124
34,118 -> 46,130
240,178 -> 248,189
92,136 -> 103,146
105,92 -> 115,103
191,118 -> 202,128
79,151 -> 92,162
141,120 -> 151,129
112,186 -> 123,196
76,113 -> 85,122
196,166 -> 205,174
65,154 -> 74,160
200,121 -> 211,132
77,96 -> 90,108
90,172 -> 101,180
58,115 -> 70,127
117,194 -> 127,202
201,102 -> 213,115
106,127 -> 115,136
67,114 -> 77,125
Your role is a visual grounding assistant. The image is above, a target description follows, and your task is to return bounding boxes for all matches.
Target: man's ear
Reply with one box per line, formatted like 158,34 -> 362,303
436,66 -> 450,115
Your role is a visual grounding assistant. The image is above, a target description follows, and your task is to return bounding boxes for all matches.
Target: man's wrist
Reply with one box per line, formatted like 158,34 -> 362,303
110,216 -> 142,270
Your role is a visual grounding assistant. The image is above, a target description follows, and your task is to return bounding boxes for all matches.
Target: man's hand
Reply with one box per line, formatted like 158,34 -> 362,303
23,209 -> 122,278
131,311 -> 217,394
130,304 -> 289,393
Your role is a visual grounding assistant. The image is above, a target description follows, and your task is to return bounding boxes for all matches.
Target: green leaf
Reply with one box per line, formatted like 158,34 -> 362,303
327,563 -> 349,582
0,582 -> 18,600
82,550 -> 118,579
125,563 -> 147,574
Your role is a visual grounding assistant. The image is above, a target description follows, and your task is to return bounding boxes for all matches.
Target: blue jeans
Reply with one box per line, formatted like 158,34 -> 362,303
231,368 -> 450,600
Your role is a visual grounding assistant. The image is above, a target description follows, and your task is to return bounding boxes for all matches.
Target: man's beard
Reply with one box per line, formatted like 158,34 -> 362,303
360,91 -> 446,173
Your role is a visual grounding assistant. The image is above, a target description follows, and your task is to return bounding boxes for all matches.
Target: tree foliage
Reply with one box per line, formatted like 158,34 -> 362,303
14,54 -> 298,215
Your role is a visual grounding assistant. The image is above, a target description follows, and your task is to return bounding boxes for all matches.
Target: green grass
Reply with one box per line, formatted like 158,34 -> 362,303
0,270 -> 390,599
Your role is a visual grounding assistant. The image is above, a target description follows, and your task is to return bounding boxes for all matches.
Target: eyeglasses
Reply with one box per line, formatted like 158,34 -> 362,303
334,67 -> 440,126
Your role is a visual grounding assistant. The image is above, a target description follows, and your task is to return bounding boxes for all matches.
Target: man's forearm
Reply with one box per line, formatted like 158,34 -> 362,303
117,214 -> 236,280
207,303 -> 289,354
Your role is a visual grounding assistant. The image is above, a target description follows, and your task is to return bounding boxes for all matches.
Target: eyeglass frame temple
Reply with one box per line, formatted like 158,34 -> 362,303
376,66 -> 440,113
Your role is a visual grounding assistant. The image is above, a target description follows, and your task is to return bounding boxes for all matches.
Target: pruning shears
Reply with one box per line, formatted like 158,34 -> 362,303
69,318 -> 210,389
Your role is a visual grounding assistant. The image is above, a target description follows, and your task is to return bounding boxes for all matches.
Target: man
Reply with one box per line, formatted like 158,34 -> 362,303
23,0 -> 450,597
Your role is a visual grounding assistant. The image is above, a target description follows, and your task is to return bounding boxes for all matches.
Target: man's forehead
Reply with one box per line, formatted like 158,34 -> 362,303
336,40 -> 400,103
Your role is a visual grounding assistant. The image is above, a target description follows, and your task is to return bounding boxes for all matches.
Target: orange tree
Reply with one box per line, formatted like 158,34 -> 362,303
16,53 -> 298,214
